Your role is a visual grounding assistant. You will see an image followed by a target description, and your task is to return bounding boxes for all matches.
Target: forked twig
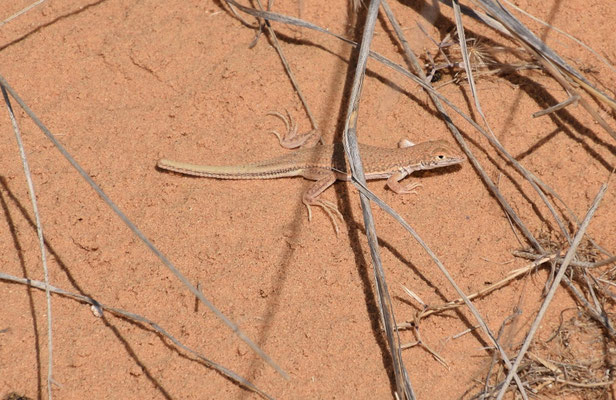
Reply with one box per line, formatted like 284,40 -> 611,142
414,255 -> 557,319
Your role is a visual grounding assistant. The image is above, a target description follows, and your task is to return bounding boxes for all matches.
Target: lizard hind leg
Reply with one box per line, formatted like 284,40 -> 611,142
266,110 -> 320,149
302,172 -> 343,235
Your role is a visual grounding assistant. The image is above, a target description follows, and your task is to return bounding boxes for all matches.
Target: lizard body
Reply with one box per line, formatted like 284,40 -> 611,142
157,138 -> 465,233
157,140 -> 463,182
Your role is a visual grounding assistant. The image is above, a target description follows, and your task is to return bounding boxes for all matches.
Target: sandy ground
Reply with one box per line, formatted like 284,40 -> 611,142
1,0 -> 615,399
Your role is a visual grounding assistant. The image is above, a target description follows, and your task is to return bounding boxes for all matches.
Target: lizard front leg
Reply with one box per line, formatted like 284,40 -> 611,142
391,138 -> 422,194
302,171 -> 343,234
386,171 -> 422,194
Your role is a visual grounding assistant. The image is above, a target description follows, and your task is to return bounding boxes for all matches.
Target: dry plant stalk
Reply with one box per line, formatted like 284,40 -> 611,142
400,227 -> 615,399
424,30 -> 541,87
475,311 -> 615,399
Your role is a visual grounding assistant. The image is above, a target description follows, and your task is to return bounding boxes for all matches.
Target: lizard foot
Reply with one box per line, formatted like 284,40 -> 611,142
386,172 -> 423,195
395,182 -> 422,195
267,110 -> 320,149
303,198 -> 343,235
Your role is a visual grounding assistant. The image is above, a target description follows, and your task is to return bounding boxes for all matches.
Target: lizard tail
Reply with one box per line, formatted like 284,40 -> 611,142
156,158 -> 299,179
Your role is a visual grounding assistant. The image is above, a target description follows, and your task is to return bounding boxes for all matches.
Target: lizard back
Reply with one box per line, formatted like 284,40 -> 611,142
156,140 -> 464,180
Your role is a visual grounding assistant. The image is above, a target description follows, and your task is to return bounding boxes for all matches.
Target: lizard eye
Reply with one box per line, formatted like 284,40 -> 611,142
437,154 -> 445,160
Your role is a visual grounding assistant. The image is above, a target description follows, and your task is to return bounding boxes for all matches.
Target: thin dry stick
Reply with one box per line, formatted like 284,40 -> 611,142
0,272 -> 273,400
252,0 -> 320,133
0,0 -> 47,28
577,267 -> 615,336
561,274 -> 616,337
501,0 -> 616,76
378,2 -> 528,395
341,1 -> 414,398
452,0 -> 492,133
417,255 -> 556,319
513,251 -> 616,269
583,270 -> 602,312
1,85 -> 54,400
226,1 -> 259,28
451,2 -> 574,246
440,0 -> 510,35
532,94 -> 580,118
484,310 -> 522,396
468,0 -> 616,140
0,74 -> 287,380
540,377 -> 615,389
401,326 -> 449,369
355,173 -> 530,398
495,182 -> 609,400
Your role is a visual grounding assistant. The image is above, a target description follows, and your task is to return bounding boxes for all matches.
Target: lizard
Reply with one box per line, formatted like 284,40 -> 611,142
157,113 -> 466,234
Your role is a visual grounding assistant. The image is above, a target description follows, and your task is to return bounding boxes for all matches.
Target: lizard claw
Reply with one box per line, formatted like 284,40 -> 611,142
269,129 -> 283,143
303,199 -> 343,235
267,110 -> 320,149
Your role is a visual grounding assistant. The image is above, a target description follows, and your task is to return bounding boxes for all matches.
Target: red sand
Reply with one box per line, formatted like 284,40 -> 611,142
1,1 -> 615,399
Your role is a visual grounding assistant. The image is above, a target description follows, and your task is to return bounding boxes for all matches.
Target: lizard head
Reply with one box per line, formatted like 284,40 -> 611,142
419,140 -> 466,170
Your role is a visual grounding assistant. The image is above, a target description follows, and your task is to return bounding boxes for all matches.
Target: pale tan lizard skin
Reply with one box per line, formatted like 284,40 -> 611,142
157,115 -> 465,233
